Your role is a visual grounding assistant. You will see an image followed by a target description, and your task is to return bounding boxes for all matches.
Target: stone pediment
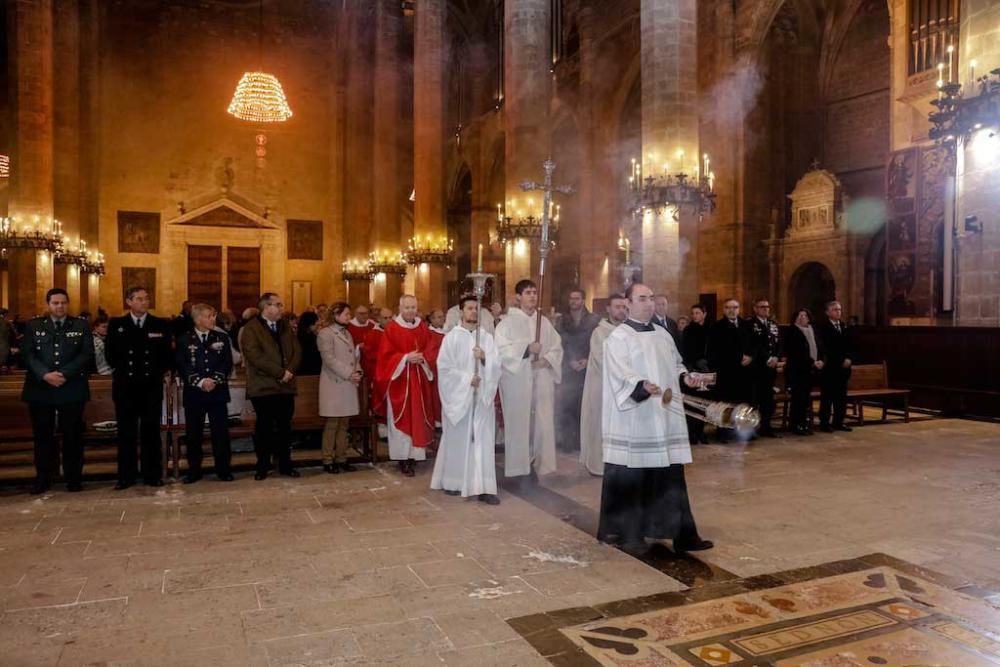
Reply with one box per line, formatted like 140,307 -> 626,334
168,198 -> 277,230
786,169 -> 843,238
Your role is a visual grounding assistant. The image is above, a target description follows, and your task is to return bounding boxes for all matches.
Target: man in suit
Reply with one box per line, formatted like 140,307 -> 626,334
747,298 -> 782,438
176,304 -> 234,483
817,300 -> 853,433
172,300 -> 194,338
681,303 -> 711,445
707,298 -> 753,442
21,289 -> 94,494
652,294 -> 680,347
240,292 -> 302,480
106,286 -> 173,489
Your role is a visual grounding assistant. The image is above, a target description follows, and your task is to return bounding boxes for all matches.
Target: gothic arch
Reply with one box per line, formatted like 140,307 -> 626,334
788,261 -> 837,322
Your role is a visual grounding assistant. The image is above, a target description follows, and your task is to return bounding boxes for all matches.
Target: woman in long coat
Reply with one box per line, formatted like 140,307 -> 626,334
317,302 -> 362,473
784,308 -> 825,435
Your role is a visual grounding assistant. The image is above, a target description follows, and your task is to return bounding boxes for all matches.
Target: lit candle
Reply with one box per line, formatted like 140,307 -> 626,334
625,238 -> 630,265
477,243 -> 483,272
703,154 -> 710,177
970,59 -> 977,86
947,44 -> 954,83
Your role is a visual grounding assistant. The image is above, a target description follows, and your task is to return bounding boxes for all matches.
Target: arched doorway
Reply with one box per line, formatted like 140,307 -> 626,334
789,262 -> 836,322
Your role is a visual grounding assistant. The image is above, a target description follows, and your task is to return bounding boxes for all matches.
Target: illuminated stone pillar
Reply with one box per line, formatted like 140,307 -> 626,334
412,0 -> 448,308
640,0 -> 700,309
53,262 -> 81,311
503,0 -> 551,305
372,0 -> 403,309
7,0 -> 56,317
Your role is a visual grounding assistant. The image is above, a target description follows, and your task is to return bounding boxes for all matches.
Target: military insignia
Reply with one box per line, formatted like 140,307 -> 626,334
36,331 -> 46,337
211,341 -> 225,350
148,332 -> 163,338
66,331 -> 83,338
187,344 -> 198,351
118,327 -> 124,333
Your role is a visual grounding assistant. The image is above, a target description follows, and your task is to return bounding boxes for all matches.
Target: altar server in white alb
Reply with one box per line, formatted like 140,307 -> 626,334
599,282 -> 713,553
579,293 -> 627,476
495,279 -> 563,479
431,295 -> 502,504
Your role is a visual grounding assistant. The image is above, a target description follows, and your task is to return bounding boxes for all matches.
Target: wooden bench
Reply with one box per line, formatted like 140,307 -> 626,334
846,362 -> 910,424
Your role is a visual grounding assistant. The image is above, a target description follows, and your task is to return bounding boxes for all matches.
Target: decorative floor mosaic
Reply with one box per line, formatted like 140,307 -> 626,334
509,554 -> 1000,666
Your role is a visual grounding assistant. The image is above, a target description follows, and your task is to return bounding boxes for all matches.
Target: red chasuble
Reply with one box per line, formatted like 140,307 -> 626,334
426,328 -> 445,425
348,320 -> 384,416
374,318 -> 436,448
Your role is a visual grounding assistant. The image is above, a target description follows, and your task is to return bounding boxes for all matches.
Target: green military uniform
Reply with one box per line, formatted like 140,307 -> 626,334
21,316 -> 93,491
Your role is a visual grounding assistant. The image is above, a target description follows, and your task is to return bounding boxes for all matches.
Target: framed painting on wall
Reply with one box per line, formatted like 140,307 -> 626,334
121,267 -> 156,309
118,211 -> 161,254
287,220 -> 323,260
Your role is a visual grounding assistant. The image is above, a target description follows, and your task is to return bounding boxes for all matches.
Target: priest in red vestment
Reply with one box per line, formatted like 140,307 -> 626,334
426,309 -> 447,428
374,295 -> 437,476
348,304 -> 384,417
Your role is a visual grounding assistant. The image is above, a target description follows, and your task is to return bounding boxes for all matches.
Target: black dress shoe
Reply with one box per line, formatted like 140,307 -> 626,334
217,473 -> 235,482
792,425 -> 811,436
114,481 -> 134,491
479,494 -> 500,505
66,482 -> 83,493
182,474 -> 201,485
403,462 -> 416,478
281,469 -> 301,478
673,538 -> 715,552
323,464 -> 338,474
30,483 -> 49,495
340,462 -> 356,472
254,472 -> 268,481
444,489 -> 461,496
818,425 -> 834,433
834,425 -> 853,432
146,479 -> 165,487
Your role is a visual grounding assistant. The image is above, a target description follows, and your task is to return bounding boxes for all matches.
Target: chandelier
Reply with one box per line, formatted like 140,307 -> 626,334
228,72 -> 293,123
929,60 -> 1000,148
0,216 -> 62,252
496,200 -> 560,245
341,258 -> 372,282
82,249 -> 106,276
405,235 -> 454,265
628,152 -> 716,220
55,236 -> 88,269
368,249 -> 407,277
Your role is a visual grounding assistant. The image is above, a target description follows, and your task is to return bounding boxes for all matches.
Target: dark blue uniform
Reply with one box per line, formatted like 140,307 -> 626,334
748,316 -> 782,436
176,329 -> 234,480
20,316 -> 93,491
106,313 -> 172,487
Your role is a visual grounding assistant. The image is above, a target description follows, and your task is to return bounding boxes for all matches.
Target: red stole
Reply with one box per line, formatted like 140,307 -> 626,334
374,319 -> 435,447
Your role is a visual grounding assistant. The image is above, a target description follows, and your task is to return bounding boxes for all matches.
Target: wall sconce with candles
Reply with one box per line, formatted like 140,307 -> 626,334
368,249 -> 408,277
627,151 -> 716,220
405,235 -> 454,266
341,258 -> 373,282
929,55 -> 1000,149
0,216 -> 63,252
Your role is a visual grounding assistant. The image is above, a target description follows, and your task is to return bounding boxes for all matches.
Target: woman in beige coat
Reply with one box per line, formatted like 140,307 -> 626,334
317,302 -> 362,473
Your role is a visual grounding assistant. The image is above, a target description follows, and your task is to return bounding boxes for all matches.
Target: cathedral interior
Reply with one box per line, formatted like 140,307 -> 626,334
0,1 -> 999,665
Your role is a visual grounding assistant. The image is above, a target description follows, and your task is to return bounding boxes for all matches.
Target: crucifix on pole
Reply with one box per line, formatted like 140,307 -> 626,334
520,158 -> 574,357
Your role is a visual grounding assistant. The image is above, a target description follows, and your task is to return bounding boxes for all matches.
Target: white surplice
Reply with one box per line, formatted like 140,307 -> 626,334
602,320 -> 692,468
495,307 -> 563,477
430,326 -> 501,496
580,319 -> 618,475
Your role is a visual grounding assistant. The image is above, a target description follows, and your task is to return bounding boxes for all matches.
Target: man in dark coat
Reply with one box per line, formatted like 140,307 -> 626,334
652,294 -> 680,347
21,289 -> 94,494
106,286 -> 173,489
176,303 -> 235,483
747,298 -> 782,438
707,298 -> 753,442
681,303 -> 710,444
817,300 -> 854,432
556,289 -> 600,452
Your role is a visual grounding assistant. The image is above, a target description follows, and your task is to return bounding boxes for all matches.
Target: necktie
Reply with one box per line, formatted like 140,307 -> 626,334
136,317 -> 143,330
270,321 -> 277,334
55,320 -> 63,332
835,323 -> 841,333
200,333 -> 207,344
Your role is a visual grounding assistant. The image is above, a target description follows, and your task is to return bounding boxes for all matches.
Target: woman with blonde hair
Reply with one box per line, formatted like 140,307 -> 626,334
317,302 -> 362,473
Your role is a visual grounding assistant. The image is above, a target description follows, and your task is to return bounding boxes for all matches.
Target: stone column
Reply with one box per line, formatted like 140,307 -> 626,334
412,0 -> 448,309
372,0 -> 403,309
503,0 -> 551,305
343,2 -> 375,306
7,0 -> 56,317
639,0 -> 699,310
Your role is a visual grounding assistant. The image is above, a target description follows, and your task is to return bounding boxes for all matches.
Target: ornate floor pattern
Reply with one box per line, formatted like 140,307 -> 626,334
508,554 -> 1000,666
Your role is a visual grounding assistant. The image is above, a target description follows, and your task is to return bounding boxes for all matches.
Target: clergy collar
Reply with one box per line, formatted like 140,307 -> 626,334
349,318 -> 373,328
624,318 -> 655,332
429,325 -> 446,335
510,307 -> 537,319
393,314 -> 421,329
605,318 -> 623,327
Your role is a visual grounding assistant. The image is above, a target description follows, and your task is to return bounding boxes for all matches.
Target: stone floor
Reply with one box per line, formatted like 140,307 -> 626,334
0,418 -> 997,666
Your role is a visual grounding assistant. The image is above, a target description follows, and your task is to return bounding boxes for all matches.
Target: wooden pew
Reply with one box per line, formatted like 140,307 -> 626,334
846,362 -> 910,424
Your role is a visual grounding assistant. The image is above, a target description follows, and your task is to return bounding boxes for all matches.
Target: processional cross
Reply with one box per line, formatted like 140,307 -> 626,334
520,158 -> 575,354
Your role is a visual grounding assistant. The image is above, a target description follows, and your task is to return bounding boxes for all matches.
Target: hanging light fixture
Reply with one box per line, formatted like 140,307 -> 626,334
227,0 -> 292,123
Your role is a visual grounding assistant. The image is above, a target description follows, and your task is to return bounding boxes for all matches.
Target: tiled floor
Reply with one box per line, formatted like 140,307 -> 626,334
0,418 -> 997,666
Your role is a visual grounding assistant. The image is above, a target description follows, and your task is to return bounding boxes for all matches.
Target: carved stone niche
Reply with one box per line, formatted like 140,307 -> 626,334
786,169 -> 843,238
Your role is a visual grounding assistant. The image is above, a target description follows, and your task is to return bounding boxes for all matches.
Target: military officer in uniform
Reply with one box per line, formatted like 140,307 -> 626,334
748,298 -> 782,438
176,304 -> 235,483
21,288 -> 94,494
106,286 -> 173,489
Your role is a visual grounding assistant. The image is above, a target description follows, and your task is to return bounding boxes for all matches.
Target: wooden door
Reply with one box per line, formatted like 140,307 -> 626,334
187,245 -> 222,309
227,246 -> 261,316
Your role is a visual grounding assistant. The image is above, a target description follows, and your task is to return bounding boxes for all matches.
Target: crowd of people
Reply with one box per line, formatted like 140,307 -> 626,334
8,281 -> 855,553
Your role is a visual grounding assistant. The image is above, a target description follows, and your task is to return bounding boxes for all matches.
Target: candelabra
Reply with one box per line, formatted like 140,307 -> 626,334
617,232 -> 641,289
929,63 -> 1000,148
82,250 -> 105,276
341,258 -> 372,282
495,200 -> 561,246
405,235 -> 454,266
627,154 -> 716,220
0,216 -> 62,252
368,249 -> 408,277
55,237 -> 88,269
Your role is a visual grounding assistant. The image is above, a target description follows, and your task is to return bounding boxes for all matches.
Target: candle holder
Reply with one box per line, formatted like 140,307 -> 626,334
82,251 -> 105,276
929,68 -> 1000,150
629,171 -> 716,220
405,235 -> 454,266
368,250 -> 408,277
341,259 -> 373,282
0,216 -> 62,253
